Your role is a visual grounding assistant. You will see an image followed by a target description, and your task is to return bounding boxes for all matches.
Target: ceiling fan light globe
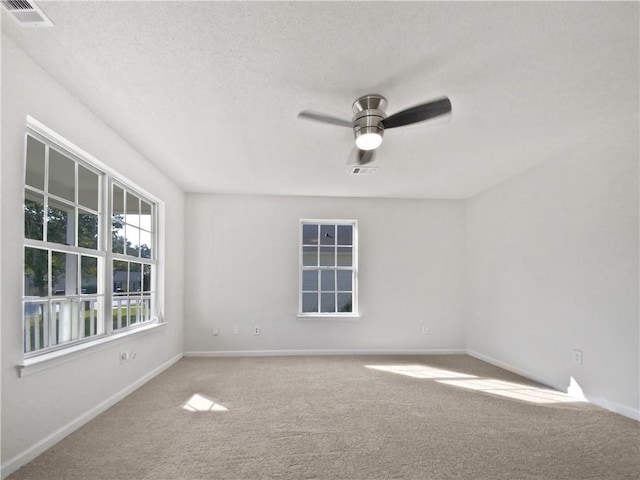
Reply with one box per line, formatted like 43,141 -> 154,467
355,132 -> 383,151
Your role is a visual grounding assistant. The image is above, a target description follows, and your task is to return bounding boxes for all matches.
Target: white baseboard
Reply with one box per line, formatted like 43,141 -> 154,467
587,396 -> 640,421
467,349 -> 640,421
466,349 -> 567,392
184,348 -> 467,357
1,353 -> 183,479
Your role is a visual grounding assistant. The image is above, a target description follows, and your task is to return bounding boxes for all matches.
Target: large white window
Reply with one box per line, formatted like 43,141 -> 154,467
22,126 -> 158,356
299,220 -> 357,316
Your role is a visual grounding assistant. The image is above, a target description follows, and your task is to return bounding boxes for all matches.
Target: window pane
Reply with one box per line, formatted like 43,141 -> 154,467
24,247 -> 48,297
24,301 -> 47,353
140,230 -> 152,259
338,293 -> 353,313
80,298 -> 101,337
302,270 -> 318,291
336,247 -> 352,267
127,299 -> 138,326
302,224 -> 318,245
140,296 -> 151,323
302,293 -> 318,313
78,209 -> 98,249
130,263 -> 142,292
112,224 -> 125,254
126,226 -> 140,257
321,293 -> 336,313
337,225 -> 352,245
142,264 -> 151,292
319,247 -> 335,266
78,164 -> 99,211
126,192 -> 140,227
303,246 -> 318,266
140,200 -> 152,231
25,136 -> 46,190
129,298 -> 140,325
112,185 -> 125,254
113,297 -> 128,330
47,198 -> 74,246
321,270 -> 335,291
81,256 -> 98,294
52,298 -> 81,344
320,225 -> 335,245
113,260 -> 128,293
48,149 -> 75,202
336,270 -> 352,291
52,251 -> 78,296
24,191 -> 44,240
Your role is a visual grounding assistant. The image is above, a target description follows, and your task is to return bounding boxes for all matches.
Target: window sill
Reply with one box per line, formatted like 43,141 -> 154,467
17,322 -> 167,378
296,314 -> 361,322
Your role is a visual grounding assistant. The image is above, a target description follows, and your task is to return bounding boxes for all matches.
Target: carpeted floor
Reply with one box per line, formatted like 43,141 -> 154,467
7,355 -> 640,479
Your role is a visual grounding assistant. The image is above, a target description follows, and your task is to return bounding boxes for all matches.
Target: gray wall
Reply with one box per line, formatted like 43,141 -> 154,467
184,194 -> 467,353
466,125 -> 639,418
183,136 -> 639,420
1,36 -> 185,474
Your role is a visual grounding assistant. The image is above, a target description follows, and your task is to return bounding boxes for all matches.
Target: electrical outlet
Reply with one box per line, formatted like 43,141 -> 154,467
572,349 -> 583,365
422,325 -> 429,334
120,351 -> 128,363
253,326 -> 260,335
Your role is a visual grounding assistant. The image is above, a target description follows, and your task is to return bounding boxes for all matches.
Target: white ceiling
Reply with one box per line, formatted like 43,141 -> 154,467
2,1 -> 638,199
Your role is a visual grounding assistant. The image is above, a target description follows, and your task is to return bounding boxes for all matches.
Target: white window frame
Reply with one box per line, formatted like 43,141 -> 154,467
109,180 -> 157,334
298,219 -> 358,319
22,117 -> 161,361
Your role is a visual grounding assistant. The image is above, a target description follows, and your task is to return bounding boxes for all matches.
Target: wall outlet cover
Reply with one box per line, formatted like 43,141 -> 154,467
572,349 -> 583,365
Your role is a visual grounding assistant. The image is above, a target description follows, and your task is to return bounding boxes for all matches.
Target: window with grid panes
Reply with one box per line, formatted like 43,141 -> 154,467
300,221 -> 357,315
111,184 -> 155,331
22,127 -> 158,357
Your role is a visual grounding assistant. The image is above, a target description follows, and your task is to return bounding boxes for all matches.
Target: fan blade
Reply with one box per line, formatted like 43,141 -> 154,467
298,111 -> 353,128
381,97 -> 451,129
347,147 -> 375,166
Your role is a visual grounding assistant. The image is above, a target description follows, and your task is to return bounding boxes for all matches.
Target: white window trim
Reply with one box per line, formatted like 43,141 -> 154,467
296,314 -> 361,321
17,322 -> 167,377
298,219 -> 358,318
22,116 -> 164,362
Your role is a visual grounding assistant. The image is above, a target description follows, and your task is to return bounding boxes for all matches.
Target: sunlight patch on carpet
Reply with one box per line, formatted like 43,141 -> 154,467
436,378 -> 582,404
182,393 -> 228,412
365,364 -> 585,405
365,364 -> 477,379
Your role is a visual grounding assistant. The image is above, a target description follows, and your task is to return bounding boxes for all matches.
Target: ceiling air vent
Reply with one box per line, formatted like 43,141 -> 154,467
351,166 -> 378,175
1,0 -> 53,27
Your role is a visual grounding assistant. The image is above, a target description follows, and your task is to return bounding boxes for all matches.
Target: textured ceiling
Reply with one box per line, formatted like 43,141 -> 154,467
2,1 -> 638,198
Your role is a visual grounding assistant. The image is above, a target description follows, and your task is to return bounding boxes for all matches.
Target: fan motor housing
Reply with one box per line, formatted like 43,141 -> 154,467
352,94 -> 387,145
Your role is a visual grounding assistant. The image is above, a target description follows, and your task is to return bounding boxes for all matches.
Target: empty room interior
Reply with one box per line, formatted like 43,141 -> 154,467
1,1 -> 639,479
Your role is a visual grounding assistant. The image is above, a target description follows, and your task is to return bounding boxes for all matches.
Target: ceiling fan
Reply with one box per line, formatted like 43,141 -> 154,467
298,94 -> 452,165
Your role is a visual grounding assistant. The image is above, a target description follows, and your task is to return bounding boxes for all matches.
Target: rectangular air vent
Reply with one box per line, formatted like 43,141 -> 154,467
1,0 -> 53,27
351,166 -> 378,175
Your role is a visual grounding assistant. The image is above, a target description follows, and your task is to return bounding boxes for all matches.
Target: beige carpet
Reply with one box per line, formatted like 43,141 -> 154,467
8,355 -> 640,479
